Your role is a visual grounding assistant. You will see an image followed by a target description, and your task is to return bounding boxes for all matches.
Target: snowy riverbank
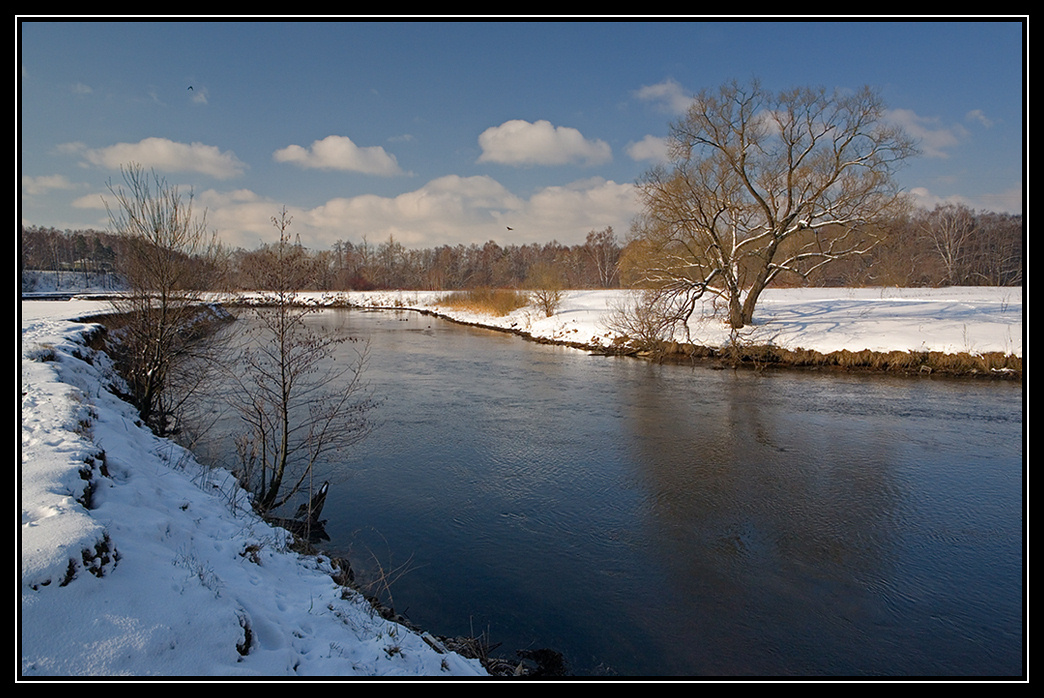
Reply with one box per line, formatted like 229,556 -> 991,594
20,301 -> 489,677
19,287 -> 1024,677
353,287 -> 1024,358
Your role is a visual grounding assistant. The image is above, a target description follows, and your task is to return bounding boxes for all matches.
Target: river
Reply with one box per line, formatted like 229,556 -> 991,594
192,307 -> 1024,677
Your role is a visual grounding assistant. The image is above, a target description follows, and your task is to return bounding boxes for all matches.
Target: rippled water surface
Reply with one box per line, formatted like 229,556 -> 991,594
198,308 -> 1024,677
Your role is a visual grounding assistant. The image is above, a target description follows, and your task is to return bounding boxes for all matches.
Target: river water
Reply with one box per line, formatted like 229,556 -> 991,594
194,307 -> 1024,677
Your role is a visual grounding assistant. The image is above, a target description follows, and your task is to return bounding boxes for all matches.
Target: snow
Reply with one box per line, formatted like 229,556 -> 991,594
346,286 -> 1024,358
19,285 -> 1023,677
20,299 -> 487,678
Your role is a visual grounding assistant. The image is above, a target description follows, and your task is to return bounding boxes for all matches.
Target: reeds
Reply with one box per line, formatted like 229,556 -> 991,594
437,288 -> 530,316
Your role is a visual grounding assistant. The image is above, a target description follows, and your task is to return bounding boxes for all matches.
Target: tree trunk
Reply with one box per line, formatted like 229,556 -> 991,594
727,295 -> 746,329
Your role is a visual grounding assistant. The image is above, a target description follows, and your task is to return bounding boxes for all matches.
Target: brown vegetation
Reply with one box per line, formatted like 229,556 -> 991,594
436,287 -> 531,316
647,339 -> 1022,379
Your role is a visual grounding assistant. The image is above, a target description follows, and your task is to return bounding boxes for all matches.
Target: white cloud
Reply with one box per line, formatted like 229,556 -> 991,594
21,174 -> 79,197
63,137 -> 246,179
909,185 -> 1022,215
886,108 -> 969,159
477,120 -> 612,167
965,109 -> 994,128
633,78 -> 693,115
71,193 -> 106,210
273,135 -> 404,176
626,135 -> 669,163
201,176 -> 639,250
198,188 -> 263,208
302,174 -> 522,247
522,178 -> 639,237
203,199 -> 289,247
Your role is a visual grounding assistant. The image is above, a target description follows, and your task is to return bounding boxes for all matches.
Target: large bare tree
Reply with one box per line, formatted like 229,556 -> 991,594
627,79 -> 917,330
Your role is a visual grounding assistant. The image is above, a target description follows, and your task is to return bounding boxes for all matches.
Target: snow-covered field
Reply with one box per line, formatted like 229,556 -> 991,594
19,286 -> 1024,677
345,286 -> 1024,358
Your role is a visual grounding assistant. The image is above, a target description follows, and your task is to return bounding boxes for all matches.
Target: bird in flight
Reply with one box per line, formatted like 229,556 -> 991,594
506,226 -> 514,231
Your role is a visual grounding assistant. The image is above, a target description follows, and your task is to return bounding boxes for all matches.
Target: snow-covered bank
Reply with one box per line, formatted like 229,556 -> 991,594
336,286 -> 1024,360
19,287 -> 1024,677
20,302 -> 487,677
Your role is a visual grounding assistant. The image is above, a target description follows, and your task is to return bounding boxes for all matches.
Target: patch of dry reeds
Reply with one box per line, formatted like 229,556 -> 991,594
437,288 -> 530,316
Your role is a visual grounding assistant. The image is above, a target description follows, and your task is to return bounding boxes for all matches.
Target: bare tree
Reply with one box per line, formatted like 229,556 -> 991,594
228,208 -> 374,515
583,226 -> 621,288
104,163 -> 223,434
965,210 -> 1023,286
627,79 -> 917,329
915,203 -> 976,286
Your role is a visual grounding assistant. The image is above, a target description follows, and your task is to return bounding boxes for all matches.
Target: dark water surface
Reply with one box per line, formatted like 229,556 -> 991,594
201,308 -> 1025,677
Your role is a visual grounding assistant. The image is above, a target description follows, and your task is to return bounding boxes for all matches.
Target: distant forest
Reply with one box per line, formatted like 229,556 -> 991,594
20,203 -> 1023,292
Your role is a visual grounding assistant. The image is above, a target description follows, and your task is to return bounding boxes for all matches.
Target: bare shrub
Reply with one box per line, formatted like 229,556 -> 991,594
225,209 -> 375,515
604,288 -> 697,353
525,261 -> 565,317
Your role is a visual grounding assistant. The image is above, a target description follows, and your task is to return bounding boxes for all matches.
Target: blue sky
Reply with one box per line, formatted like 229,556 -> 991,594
19,19 -> 1025,251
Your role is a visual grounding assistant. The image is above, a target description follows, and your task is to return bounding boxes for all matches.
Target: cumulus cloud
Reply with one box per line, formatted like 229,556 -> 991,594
273,135 -> 404,176
626,135 -> 669,163
70,192 -> 107,210
198,188 -> 263,208
21,174 -> 79,197
522,178 -> 639,236
633,78 -> 693,114
201,175 -> 639,250
303,174 -> 522,247
477,120 -> 612,167
886,108 -> 969,159
63,137 -> 246,179
200,197 -> 290,247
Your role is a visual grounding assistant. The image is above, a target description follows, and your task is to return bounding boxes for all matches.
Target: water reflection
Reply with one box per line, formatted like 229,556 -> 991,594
190,308 -> 1023,677
618,369 -> 905,673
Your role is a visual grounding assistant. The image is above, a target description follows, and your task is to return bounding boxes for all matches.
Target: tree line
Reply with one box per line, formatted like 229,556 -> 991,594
19,225 -> 120,289
20,204 -> 1021,295
228,226 -> 623,291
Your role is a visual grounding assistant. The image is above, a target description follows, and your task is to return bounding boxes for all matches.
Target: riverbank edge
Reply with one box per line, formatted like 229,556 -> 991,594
67,304 -> 563,677
227,295 -> 1022,381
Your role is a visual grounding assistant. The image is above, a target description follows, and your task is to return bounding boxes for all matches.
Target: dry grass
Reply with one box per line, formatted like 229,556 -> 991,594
656,341 -> 1021,379
437,288 -> 530,316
